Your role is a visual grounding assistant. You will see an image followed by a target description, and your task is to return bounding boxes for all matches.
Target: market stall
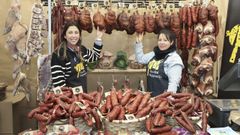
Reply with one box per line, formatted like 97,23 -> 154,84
0,0 -> 240,134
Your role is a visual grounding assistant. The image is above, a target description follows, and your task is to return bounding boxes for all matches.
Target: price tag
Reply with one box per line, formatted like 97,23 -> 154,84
53,87 -> 63,95
71,0 -> 79,6
53,125 -> 69,133
75,102 -> 87,109
22,130 -> 41,135
91,3 -> 99,9
104,91 -> 110,97
128,3 -> 137,9
167,4 -> 175,9
179,1 -> 184,7
78,2 -> 86,8
104,0 -> 110,7
47,132 -> 58,135
22,131 -> 34,135
72,86 -> 83,95
202,0 -> 210,6
65,0 -> 71,5
149,1 -> 157,9
125,114 -> 136,120
118,2 -> 125,8
51,0 -> 56,7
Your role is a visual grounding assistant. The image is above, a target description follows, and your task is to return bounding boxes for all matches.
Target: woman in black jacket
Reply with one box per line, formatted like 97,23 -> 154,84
51,21 -> 104,92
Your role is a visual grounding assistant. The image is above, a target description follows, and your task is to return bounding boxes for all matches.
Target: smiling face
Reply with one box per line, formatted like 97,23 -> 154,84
157,33 -> 174,51
64,26 -> 80,46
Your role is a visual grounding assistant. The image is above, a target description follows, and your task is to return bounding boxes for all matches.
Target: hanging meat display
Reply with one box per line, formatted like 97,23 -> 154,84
79,8 -> 93,33
49,0 -> 219,96
26,3 -> 47,63
104,8 -> 117,34
3,0 -> 21,35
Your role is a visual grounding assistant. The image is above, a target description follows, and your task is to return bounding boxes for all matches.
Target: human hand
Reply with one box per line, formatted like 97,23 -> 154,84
136,33 -> 144,43
96,27 -> 105,40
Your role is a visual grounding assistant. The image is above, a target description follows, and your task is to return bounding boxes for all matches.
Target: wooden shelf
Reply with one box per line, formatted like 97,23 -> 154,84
89,68 -> 146,73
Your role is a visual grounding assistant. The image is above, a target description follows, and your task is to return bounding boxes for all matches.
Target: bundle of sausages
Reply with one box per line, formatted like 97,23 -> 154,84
28,87 -> 103,133
100,89 -> 152,121
145,92 -> 213,134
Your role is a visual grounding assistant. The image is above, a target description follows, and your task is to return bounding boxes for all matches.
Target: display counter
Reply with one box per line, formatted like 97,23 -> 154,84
207,99 -> 240,127
0,92 -> 25,134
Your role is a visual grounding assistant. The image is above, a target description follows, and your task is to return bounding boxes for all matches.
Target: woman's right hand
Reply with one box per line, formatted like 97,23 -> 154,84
136,33 -> 144,43
96,27 -> 105,40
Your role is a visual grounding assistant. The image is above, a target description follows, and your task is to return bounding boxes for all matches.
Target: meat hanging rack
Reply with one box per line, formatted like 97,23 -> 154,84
42,0 -> 186,8
44,0 -> 188,54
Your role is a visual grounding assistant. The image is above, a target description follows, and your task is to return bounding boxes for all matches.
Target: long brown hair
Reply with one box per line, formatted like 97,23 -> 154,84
56,21 -> 82,60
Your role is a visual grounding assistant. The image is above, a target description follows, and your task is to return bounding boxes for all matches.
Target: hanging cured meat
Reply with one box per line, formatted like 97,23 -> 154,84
93,10 -> 106,31
79,8 -> 93,33
144,12 -> 156,33
116,10 -> 129,31
104,8 -> 117,34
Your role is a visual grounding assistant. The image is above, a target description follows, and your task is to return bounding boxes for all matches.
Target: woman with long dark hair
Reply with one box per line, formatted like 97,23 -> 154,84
51,21 -> 104,92
135,29 -> 184,96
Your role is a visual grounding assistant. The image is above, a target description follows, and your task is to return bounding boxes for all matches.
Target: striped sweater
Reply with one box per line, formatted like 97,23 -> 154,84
51,41 -> 103,88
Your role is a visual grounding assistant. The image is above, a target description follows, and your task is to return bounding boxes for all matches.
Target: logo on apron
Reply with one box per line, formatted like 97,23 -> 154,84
74,62 -> 84,78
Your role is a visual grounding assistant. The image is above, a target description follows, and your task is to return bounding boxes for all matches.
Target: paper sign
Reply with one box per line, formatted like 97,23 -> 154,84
105,91 -> 110,97
70,0 -> 79,6
78,2 -> 86,8
53,87 -> 63,95
22,131 -> 34,135
149,1 -> 157,9
22,130 -> 41,135
104,0 -> 110,6
72,86 -> 83,95
53,125 -> 69,133
125,114 -> 136,120
118,2 -> 125,8
46,132 -> 58,135
128,4 -> 137,9
75,102 -> 87,109
91,3 -> 99,9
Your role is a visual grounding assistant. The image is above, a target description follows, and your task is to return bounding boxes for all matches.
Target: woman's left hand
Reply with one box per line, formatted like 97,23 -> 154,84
96,27 -> 105,40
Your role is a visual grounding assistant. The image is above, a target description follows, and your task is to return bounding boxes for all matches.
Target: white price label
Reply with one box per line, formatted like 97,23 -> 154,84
179,1 -> 184,7
53,125 -> 69,133
125,114 -> 136,120
104,0 -> 110,6
22,130 -> 40,135
91,3 -> 99,9
53,87 -> 63,95
118,2 -> 125,8
75,102 -> 87,109
47,132 -> 58,135
78,2 -> 86,8
51,2 -> 56,7
72,86 -> 83,95
23,131 -> 33,135
70,0 -> 79,6
167,4 -> 175,9
203,0 -> 210,6
128,4 -> 137,9
104,91 -> 110,97
149,1 -> 157,9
